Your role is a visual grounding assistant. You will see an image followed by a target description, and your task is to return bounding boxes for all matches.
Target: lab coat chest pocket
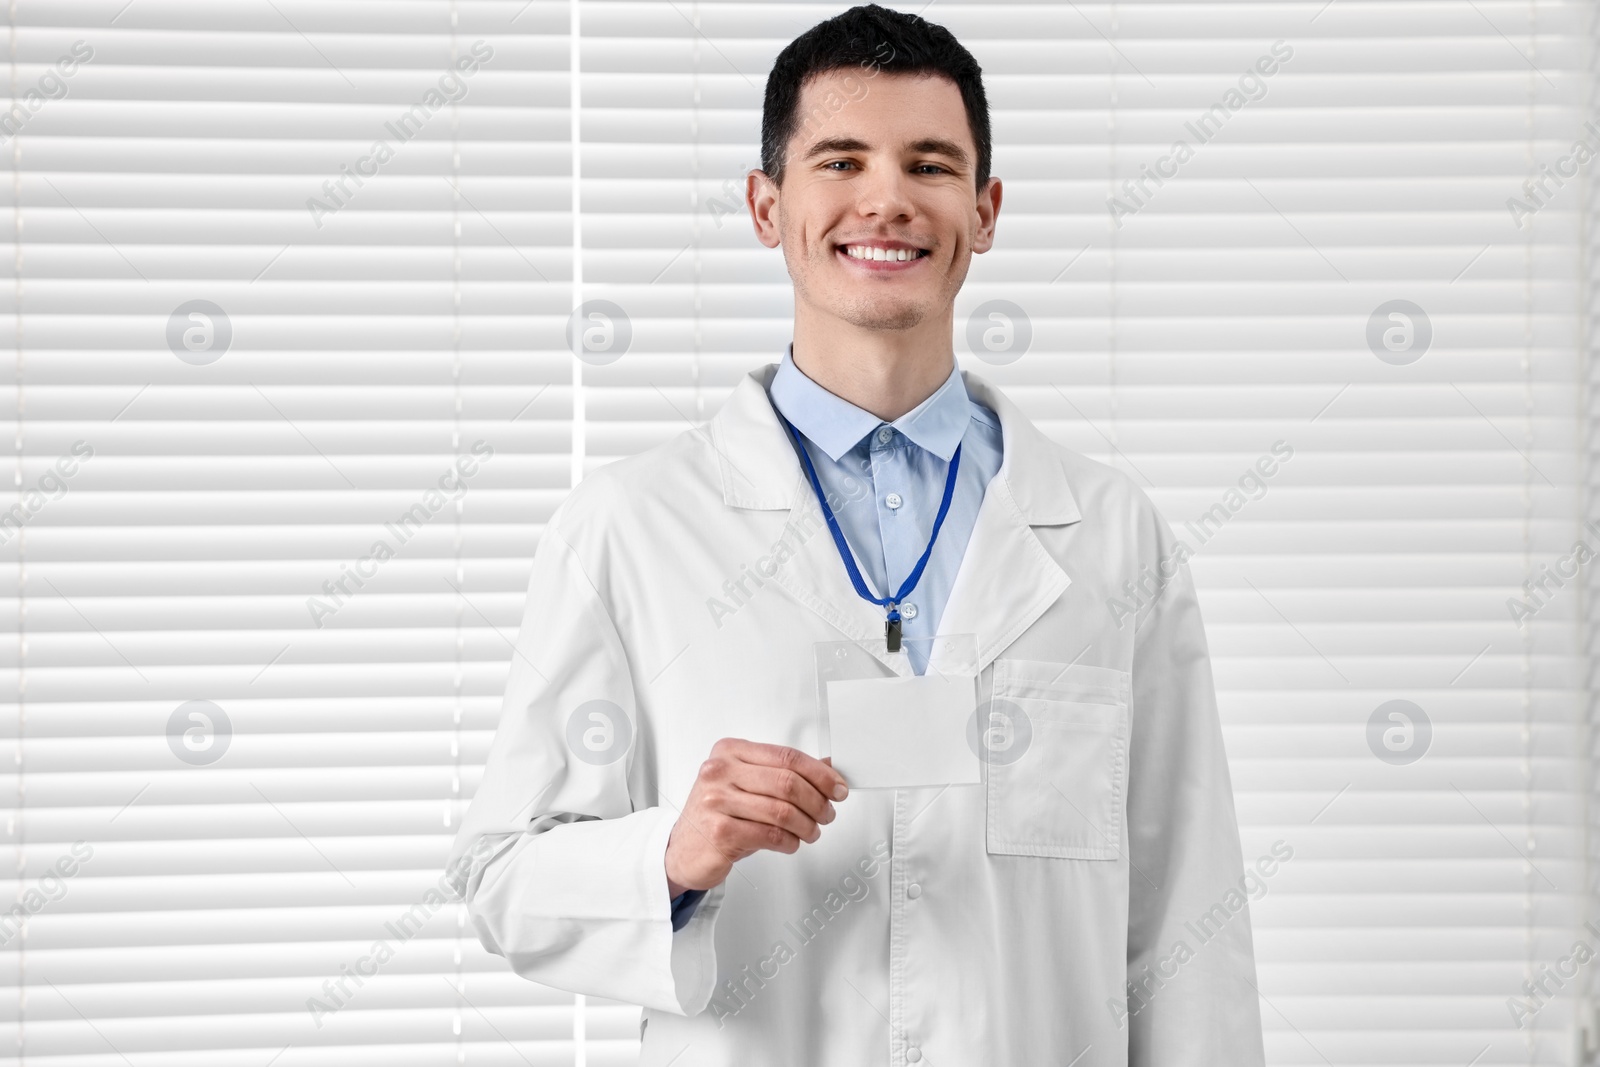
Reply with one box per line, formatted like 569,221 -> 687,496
985,658 -> 1131,860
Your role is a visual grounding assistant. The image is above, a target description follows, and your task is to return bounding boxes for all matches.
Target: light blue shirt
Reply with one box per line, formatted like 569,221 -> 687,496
671,345 -> 1005,931
768,343 -> 1004,674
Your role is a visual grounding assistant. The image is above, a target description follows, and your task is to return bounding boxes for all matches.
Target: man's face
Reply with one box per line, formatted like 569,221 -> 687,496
749,70 -> 1000,333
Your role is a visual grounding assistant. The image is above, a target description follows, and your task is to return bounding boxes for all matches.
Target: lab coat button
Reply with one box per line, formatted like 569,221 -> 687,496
885,492 -> 903,510
906,882 -> 921,899
907,1047 -> 922,1062
901,603 -> 918,620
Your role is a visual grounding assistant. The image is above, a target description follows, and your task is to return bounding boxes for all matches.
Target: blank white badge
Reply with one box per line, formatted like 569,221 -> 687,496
825,672 -> 980,789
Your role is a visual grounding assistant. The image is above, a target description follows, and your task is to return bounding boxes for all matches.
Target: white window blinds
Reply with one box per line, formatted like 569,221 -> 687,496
8,1 -> 573,1064
8,1 -> 1593,1065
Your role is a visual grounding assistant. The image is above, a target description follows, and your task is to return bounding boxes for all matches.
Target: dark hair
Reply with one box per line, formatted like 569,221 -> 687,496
760,3 -> 991,192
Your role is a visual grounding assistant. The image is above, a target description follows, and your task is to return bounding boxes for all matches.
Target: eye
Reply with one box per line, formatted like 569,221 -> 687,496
914,164 -> 948,175
824,160 -> 858,172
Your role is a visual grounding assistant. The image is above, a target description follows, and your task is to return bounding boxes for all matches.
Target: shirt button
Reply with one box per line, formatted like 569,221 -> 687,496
876,427 -> 893,444
885,492 -> 903,510
907,882 -> 921,899
901,603 -> 919,620
907,1048 -> 922,1063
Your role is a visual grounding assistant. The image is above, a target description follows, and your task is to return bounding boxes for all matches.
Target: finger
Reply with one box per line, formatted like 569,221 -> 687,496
820,755 -> 848,790
716,786 -> 824,844
729,762 -> 836,826
721,739 -> 849,802
710,810 -> 805,858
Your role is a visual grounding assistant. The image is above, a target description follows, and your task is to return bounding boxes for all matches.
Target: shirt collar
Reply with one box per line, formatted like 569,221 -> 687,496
768,342 -> 971,462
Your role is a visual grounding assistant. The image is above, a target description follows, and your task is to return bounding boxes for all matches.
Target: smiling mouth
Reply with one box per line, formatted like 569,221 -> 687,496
835,243 -> 931,265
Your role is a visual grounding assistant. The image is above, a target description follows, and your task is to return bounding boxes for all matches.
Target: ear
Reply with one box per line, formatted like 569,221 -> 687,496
971,176 -> 1002,254
748,168 -> 782,249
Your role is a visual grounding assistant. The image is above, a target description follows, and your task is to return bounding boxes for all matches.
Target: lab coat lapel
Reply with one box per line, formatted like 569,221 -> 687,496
770,474 -> 885,645
710,367 -> 886,647
932,371 -> 1082,674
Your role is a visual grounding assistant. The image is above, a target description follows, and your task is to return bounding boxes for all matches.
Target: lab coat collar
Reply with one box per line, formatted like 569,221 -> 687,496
711,362 -> 1083,527
960,370 -> 1083,526
709,362 -> 1082,672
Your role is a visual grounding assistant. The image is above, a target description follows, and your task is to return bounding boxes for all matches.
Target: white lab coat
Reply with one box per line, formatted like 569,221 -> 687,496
446,364 -> 1265,1066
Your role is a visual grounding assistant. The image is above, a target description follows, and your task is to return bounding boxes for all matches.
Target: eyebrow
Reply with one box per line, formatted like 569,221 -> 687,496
801,135 -> 971,168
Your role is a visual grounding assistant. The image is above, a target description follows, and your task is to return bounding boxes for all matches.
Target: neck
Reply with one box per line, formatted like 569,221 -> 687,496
790,303 -> 955,422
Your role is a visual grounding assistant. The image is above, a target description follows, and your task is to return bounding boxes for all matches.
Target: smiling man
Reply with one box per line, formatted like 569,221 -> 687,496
447,5 -> 1265,1065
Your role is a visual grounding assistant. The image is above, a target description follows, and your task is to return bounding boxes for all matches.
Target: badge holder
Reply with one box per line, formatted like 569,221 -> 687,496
814,633 -> 983,790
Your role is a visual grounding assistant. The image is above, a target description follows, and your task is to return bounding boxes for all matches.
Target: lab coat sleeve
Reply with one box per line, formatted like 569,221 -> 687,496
443,518 -> 724,1016
1123,544 -> 1266,1065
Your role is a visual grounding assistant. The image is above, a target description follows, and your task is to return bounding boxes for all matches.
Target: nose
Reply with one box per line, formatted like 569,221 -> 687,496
851,160 -> 916,224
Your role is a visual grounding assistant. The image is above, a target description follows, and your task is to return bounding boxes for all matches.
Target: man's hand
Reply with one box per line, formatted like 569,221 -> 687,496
665,738 -> 849,897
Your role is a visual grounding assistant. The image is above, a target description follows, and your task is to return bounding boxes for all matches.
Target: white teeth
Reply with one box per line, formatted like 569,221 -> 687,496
844,245 -> 919,262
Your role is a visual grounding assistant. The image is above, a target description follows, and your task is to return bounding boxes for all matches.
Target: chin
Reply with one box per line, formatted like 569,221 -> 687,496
835,295 -> 928,332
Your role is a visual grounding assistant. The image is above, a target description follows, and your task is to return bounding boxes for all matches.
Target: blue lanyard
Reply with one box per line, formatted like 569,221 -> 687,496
776,411 -> 962,651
